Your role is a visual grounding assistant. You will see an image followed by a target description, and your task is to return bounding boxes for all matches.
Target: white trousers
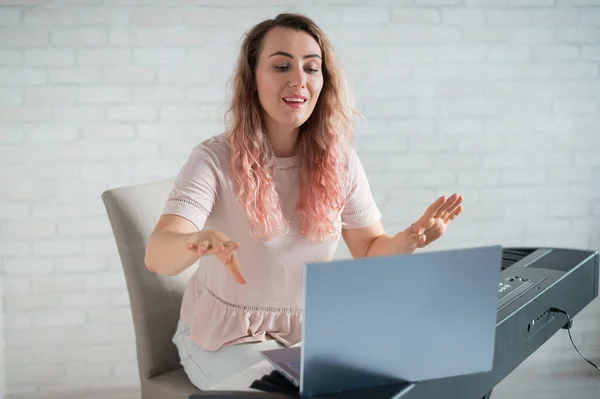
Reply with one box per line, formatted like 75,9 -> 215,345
172,320 -> 283,390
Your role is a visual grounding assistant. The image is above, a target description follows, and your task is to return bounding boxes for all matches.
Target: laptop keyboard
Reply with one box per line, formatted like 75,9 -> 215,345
287,359 -> 301,373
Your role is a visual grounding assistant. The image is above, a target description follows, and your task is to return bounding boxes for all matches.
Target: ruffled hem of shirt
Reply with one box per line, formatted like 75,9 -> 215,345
182,280 -> 303,352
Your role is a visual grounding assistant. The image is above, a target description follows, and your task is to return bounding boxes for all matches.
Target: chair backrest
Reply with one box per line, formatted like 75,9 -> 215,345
102,179 -> 197,380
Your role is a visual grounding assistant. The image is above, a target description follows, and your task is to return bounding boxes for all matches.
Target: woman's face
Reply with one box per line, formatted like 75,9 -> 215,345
254,27 -> 324,131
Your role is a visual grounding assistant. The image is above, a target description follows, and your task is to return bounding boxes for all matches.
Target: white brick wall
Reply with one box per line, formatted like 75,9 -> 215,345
1,0 -> 599,398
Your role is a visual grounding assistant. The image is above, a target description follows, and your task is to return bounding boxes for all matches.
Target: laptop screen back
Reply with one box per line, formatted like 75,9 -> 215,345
299,245 -> 502,396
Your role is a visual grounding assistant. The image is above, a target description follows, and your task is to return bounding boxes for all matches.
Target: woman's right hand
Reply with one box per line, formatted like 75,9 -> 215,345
186,230 -> 246,285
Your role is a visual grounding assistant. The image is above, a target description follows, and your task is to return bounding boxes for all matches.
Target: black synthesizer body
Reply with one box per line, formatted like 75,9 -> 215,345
190,246 -> 599,399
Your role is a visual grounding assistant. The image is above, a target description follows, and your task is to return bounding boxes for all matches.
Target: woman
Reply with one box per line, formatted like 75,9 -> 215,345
144,12 -> 463,390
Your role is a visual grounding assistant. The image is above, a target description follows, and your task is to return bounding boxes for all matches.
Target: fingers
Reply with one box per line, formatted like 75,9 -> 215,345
186,235 -> 245,284
212,242 -> 245,284
410,232 -> 427,247
445,205 -> 463,223
207,235 -> 224,254
415,233 -> 426,246
432,193 -> 457,218
405,193 -> 464,250
223,252 -> 246,285
440,195 -> 463,221
406,224 -> 428,248
415,194 -> 464,225
430,193 -> 463,222
185,240 -> 205,254
417,193 -> 465,224
186,239 -> 213,255
424,196 -> 446,219
410,217 -> 434,235
187,239 -> 238,256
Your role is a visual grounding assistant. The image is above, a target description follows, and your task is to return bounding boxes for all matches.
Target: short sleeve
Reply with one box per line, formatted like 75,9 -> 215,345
341,148 -> 382,229
162,144 -> 218,231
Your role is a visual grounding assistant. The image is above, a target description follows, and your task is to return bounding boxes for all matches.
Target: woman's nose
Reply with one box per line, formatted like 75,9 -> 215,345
288,69 -> 307,88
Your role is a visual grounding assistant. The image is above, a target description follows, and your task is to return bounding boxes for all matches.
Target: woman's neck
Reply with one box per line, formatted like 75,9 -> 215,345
265,121 -> 300,158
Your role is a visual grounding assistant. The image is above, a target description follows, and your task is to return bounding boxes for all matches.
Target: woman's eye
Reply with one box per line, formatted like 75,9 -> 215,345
273,64 -> 320,74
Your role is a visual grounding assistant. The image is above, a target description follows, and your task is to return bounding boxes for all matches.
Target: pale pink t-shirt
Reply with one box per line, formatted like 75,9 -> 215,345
162,132 -> 381,351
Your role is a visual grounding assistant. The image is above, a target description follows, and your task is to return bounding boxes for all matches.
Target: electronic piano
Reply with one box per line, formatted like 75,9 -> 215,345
190,246 -> 599,399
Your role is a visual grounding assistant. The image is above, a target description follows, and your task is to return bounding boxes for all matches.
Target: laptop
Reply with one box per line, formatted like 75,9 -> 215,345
261,245 -> 502,396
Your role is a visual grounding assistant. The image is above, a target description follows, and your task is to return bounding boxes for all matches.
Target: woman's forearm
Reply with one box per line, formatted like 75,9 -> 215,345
145,230 -> 200,276
365,230 -> 416,258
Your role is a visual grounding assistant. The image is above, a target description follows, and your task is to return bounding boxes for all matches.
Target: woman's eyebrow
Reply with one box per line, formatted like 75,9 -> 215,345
269,51 -> 321,60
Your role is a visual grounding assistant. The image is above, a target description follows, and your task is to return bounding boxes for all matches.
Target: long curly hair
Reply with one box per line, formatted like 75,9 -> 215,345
225,13 -> 357,242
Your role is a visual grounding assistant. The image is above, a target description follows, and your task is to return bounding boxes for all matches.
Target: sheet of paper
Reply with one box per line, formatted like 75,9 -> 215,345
208,359 -> 277,391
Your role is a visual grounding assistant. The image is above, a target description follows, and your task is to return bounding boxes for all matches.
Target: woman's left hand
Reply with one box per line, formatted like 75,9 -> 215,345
403,193 -> 464,250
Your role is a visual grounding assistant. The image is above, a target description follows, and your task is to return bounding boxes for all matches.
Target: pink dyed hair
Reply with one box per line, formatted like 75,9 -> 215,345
225,13 -> 357,242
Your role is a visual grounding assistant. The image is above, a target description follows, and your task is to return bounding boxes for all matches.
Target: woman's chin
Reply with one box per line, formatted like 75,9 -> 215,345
274,116 -> 309,129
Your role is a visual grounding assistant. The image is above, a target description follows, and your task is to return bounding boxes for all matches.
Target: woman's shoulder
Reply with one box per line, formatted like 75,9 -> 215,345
338,142 -> 360,171
189,131 -> 232,164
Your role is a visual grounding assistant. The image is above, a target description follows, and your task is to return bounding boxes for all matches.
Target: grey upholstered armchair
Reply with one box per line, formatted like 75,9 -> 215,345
102,180 -> 201,399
